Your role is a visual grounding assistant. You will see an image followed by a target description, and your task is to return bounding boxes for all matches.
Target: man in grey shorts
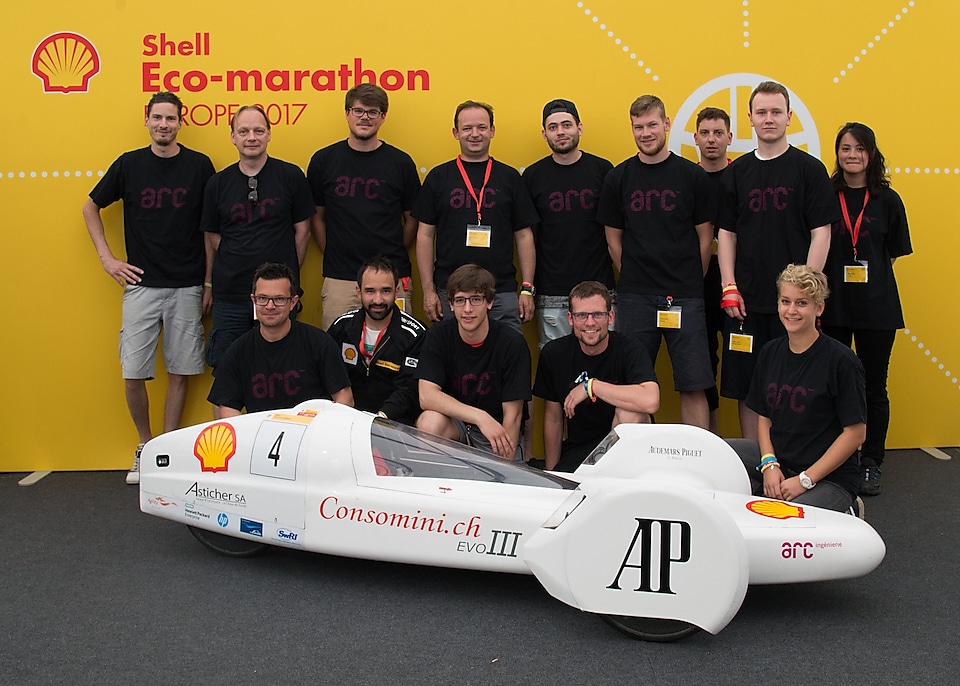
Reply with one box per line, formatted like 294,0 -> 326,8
83,91 -> 215,484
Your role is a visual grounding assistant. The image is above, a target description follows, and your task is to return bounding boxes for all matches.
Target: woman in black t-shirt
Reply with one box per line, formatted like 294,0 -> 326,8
822,123 -> 912,497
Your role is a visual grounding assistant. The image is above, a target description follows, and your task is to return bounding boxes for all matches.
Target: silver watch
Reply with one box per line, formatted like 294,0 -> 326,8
798,471 -> 816,490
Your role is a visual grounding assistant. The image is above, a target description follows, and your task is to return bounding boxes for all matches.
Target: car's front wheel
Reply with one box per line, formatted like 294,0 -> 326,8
187,526 -> 269,558
600,615 -> 701,642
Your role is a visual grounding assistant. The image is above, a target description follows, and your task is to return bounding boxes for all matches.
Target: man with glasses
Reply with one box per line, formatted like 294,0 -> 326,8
83,91 -> 215,483
533,281 -> 659,472
208,262 -> 352,416
415,264 -> 531,460
308,84 -> 421,329
201,105 -> 315,375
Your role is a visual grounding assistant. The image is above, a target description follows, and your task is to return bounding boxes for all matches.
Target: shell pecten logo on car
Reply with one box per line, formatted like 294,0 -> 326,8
746,500 -> 805,520
193,422 -> 237,473
31,32 -> 101,94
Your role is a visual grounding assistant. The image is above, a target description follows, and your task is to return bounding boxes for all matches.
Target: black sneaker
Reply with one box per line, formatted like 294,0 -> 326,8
860,464 -> 881,497
526,458 -> 546,470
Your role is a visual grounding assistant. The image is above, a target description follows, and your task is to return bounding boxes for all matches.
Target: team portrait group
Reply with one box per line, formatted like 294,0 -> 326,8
83,79 -> 912,517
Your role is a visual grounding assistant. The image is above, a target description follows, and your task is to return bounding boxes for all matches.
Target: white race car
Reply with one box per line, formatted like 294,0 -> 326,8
140,400 -> 885,642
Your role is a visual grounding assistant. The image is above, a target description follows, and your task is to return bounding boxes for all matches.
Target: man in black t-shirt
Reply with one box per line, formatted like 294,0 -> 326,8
716,81 -> 839,439
693,106 -> 734,434
415,265 -> 531,460
597,95 -> 715,430
533,282 -> 659,472
208,263 -> 353,415
307,84 -> 421,329
83,91 -> 215,484
413,101 -> 539,335
523,99 -> 615,349
201,105 -> 316,374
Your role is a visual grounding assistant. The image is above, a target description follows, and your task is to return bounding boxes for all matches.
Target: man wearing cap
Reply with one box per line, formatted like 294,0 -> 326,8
523,99 -> 615,349
413,100 -> 539,335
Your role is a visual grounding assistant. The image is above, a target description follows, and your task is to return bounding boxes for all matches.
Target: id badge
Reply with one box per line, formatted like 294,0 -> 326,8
729,333 -> 754,353
466,224 -> 492,248
844,261 -> 868,283
657,307 -> 682,329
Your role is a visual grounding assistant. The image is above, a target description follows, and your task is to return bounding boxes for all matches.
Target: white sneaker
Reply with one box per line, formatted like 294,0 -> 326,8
126,444 -> 144,485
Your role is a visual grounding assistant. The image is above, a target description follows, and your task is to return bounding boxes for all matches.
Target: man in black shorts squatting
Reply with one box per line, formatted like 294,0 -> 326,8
597,95 -> 715,430
523,99 -> 615,349
83,91 -> 215,483
415,265 -> 531,461
534,282 -> 659,472
307,84 -> 421,328
413,100 -> 539,335
201,105 -> 316,382
717,81 -> 839,439
208,262 -> 353,416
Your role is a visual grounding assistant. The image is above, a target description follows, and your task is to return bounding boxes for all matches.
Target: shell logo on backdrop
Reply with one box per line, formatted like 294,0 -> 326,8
670,73 -> 820,163
31,32 -> 100,94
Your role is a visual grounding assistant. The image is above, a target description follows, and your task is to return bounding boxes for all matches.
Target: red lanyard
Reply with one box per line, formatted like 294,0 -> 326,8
455,155 -> 493,225
360,322 -> 386,362
839,188 -> 870,259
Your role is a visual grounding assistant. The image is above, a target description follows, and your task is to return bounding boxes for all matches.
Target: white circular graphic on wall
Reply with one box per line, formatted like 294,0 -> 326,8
669,73 -> 821,163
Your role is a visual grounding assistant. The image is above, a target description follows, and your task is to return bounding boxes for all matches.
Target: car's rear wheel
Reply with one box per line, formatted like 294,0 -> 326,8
187,526 -> 269,558
600,615 -> 701,642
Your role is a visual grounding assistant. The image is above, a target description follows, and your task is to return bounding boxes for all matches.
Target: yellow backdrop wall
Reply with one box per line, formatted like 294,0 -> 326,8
3,0 -> 956,471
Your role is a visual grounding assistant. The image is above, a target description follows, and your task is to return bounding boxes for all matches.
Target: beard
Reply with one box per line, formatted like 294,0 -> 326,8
364,303 -> 391,321
548,134 -> 579,154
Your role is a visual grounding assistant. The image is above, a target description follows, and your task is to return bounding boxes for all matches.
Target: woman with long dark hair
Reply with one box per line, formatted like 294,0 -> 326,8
821,123 -> 912,496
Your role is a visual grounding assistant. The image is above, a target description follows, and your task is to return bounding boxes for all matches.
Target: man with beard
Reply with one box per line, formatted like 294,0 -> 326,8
523,99 -> 615,349
533,282 -> 659,472
327,256 -> 427,425
209,262 -> 353,416
597,95 -> 715,430
83,91 -> 215,483
307,84 -> 421,329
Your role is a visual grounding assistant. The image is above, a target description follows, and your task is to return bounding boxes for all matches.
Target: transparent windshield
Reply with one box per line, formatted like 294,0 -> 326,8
369,419 -> 577,489
582,430 -> 620,466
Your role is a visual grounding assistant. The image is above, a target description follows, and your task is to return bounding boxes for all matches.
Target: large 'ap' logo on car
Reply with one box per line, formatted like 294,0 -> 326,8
607,518 -> 691,594
669,73 -> 821,163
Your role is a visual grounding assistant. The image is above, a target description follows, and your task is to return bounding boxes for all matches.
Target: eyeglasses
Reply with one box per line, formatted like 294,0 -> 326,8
570,311 -> 610,322
253,295 -> 292,307
349,107 -> 382,119
247,176 -> 258,205
450,295 -> 486,308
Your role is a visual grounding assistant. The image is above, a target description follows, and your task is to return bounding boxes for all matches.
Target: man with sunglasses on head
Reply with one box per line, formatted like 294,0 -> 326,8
208,262 -> 353,417
308,84 -> 421,329
83,91 -> 215,484
415,265 -> 531,461
201,105 -> 315,376
533,281 -> 660,472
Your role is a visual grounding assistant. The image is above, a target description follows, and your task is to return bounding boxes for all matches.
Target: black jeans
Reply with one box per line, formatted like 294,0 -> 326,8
822,327 -> 896,467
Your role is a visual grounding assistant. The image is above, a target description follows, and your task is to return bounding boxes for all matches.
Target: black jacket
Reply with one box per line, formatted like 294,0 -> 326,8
327,306 -> 426,424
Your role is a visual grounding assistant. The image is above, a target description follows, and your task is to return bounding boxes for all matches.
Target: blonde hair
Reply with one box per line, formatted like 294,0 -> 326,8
776,264 -> 830,306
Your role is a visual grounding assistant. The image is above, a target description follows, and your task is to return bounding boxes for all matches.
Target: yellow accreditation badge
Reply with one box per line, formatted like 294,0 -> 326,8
844,262 -> 868,283
729,333 -> 754,353
466,224 -> 492,248
656,297 -> 682,329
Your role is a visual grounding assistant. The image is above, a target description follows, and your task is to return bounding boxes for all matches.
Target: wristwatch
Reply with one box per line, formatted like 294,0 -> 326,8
798,471 -> 816,490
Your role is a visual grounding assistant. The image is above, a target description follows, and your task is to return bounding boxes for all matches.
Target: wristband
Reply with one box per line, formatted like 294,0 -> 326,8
583,377 -> 591,398
720,287 -> 742,309
760,462 -> 780,474
722,283 -> 739,293
586,378 -> 597,402
203,282 -> 213,288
